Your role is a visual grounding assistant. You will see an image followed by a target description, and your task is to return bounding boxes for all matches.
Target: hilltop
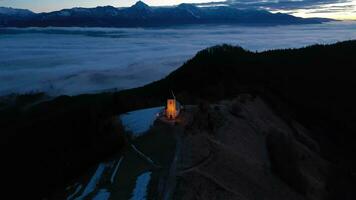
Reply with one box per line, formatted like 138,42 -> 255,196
58,95 -> 354,200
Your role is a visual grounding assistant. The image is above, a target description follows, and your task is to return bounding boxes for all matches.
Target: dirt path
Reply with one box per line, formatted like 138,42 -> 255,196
162,126 -> 183,200
130,143 -> 161,169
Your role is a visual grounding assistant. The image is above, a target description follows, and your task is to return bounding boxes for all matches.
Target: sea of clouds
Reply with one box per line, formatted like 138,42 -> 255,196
1,21 -> 356,96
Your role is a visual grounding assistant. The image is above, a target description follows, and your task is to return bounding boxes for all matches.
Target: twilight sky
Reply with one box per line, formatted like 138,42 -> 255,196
0,0 -> 355,20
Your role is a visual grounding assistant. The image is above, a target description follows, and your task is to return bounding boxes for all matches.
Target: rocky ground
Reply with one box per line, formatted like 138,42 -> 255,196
172,95 -> 331,200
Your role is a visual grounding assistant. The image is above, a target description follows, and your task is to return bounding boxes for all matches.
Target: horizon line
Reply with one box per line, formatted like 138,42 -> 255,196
1,1 -> 355,21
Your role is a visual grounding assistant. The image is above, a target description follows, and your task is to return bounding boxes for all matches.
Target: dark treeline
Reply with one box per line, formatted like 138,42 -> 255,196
1,40 -> 356,199
0,93 -> 125,199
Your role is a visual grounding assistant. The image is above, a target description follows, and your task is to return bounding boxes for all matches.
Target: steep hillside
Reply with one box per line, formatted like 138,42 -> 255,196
175,96 -> 332,200
2,40 -> 356,199
113,40 -> 356,199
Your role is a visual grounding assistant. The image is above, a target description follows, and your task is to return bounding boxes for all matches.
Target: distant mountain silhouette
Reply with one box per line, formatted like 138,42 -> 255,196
0,7 -> 35,16
0,1 -> 332,27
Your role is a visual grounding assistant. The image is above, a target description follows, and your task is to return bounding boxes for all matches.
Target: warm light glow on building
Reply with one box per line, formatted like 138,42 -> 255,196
166,99 -> 178,120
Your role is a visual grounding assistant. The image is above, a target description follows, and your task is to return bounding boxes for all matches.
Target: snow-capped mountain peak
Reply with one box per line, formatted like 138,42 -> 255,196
0,7 -> 34,16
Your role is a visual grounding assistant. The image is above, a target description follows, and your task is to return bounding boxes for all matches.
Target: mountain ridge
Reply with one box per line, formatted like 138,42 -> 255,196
0,2 -> 332,27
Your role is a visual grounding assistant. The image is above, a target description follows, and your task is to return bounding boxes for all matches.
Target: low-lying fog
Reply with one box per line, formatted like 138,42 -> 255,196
1,21 -> 356,96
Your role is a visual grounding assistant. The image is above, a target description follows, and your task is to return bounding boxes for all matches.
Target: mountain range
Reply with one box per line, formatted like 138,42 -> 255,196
0,1 -> 332,27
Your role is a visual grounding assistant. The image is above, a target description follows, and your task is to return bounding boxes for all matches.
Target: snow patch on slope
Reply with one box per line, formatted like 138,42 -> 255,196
131,171 -> 152,200
119,107 -> 164,137
74,163 -> 107,200
92,189 -> 110,200
110,157 -> 124,183
66,184 -> 82,200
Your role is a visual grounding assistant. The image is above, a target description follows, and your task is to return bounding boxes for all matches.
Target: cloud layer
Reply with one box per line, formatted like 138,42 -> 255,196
1,22 -> 356,96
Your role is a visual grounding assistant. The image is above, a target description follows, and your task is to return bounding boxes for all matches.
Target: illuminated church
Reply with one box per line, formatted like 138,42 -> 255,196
165,91 -> 181,120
